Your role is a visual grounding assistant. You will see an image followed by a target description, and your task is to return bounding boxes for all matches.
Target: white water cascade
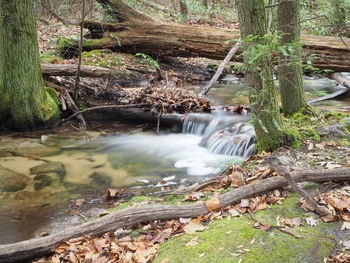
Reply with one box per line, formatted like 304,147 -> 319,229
183,113 -> 256,157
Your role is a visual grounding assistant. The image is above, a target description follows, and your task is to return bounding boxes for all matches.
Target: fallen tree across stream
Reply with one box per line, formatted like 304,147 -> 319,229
55,0 -> 350,72
0,167 -> 349,262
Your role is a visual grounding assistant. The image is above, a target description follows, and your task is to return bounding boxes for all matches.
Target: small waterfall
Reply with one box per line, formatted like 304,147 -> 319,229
201,123 -> 256,157
182,113 -> 249,136
183,113 -> 256,157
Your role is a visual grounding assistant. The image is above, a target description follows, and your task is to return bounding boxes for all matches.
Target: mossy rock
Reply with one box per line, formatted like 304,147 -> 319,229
0,165 -> 30,192
30,161 -> 66,177
154,197 -> 338,263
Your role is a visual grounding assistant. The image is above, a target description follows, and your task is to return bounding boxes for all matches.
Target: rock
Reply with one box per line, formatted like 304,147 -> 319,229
16,141 -> 61,157
33,174 -> 52,191
33,173 -> 61,191
30,161 -> 66,177
0,165 -> 30,192
89,172 -> 112,186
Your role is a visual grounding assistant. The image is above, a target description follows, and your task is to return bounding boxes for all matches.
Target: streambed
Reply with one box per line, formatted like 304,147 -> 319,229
0,75 -> 348,244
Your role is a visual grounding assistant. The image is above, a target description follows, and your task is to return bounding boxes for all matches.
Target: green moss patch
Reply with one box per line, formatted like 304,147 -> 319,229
40,51 -> 64,64
154,197 -> 338,263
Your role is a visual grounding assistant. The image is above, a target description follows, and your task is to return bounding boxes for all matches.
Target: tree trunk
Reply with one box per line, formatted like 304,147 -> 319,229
236,0 -> 294,151
277,0 -> 308,115
0,0 -> 58,130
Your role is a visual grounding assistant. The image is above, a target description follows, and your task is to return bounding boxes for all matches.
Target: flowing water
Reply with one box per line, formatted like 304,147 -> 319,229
0,74 -> 349,244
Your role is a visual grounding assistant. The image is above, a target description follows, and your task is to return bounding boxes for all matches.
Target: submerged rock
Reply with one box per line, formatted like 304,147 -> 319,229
0,165 -> 30,192
89,172 -> 112,186
30,161 -> 66,177
16,141 -> 61,157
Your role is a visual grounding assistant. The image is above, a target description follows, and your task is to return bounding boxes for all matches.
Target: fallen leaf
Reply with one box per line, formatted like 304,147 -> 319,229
343,240 -> 350,250
306,217 -> 318,227
184,192 -> 204,201
184,221 -> 207,234
282,218 -> 303,227
240,199 -> 250,208
228,209 -> 241,217
74,199 -> 85,208
179,218 -> 192,224
185,238 -> 199,246
229,171 -> 245,187
152,229 -> 172,244
341,222 -> 350,231
105,188 -> 121,199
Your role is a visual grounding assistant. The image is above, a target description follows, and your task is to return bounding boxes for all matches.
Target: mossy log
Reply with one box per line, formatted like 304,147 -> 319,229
55,21 -> 350,72
0,167 -> 350,262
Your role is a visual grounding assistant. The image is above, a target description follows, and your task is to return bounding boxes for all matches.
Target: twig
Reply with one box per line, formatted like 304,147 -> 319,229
249,211 -> 301,238
200,40 -> 241,97
64,91 -> 87,128
274,166 -> 331,217
71,125 -> 93,142
42,6 -> 78,26
73,0 -> 86,99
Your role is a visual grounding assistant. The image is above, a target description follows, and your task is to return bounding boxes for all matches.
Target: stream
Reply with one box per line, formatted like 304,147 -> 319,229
0,75 -> 349,244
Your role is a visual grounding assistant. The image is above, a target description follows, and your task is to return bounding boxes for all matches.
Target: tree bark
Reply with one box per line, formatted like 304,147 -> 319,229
0,167 -> 349,262
0,0 -> 59,130
236,0 -> 293,152
277,0 -> 308,115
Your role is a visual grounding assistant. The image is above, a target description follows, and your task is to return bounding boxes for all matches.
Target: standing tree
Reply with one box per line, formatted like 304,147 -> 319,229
0,0 -> 59,130
236,0 -> 298,151
277,0 -> 309,115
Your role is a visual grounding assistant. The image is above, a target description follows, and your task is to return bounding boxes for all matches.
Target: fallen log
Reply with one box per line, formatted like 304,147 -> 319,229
1,167 -> 349,263
329,72 -> 350,89
54,0 -> 350,72
41,64 -> 113,78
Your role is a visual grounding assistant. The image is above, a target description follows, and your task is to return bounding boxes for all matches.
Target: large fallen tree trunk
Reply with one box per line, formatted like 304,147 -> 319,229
1,167 -> 350,262
55,0 -> 350,72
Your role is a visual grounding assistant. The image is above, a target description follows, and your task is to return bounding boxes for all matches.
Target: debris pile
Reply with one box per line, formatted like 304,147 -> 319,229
115,86 -> 211,114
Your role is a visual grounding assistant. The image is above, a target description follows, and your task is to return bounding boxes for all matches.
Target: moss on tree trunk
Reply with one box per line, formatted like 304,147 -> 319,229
236,0 -> 299,152
277,0 -> 308,116
0,0 -> 59,130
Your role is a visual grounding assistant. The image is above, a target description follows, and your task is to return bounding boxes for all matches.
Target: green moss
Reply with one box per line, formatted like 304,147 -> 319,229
155,197 -> 337,263
40,51 -> 64,63
286,127 -> 302,149
38,90 -> 60,122
56,37 -> 112,57
56,37 -> 77,51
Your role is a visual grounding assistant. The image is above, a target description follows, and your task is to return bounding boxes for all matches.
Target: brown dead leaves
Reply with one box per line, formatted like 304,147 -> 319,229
223,190 -> 287,216
41,220 -> 186,263
117,86 -> 211,114
300,186 -> 350,223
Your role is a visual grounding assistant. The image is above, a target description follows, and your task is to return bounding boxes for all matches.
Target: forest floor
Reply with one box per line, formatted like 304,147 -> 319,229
19,19 -> 350,263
